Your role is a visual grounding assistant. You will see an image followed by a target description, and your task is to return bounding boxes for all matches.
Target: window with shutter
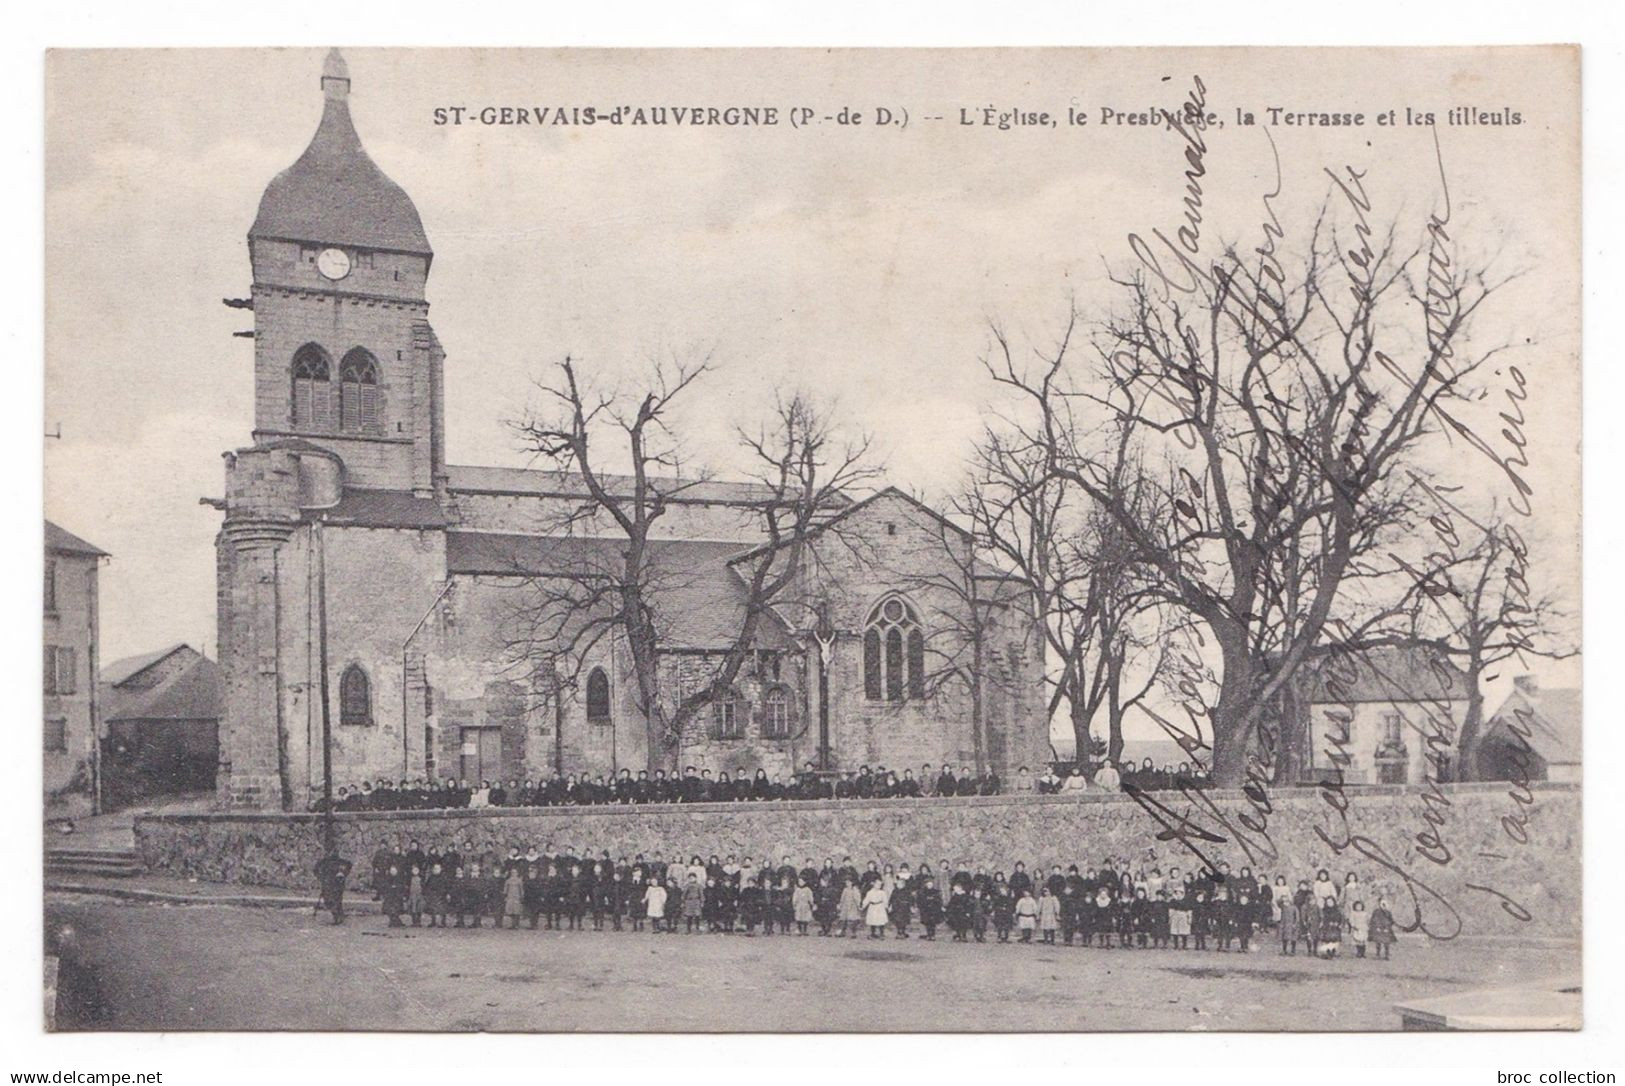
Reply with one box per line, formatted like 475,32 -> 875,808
45,718 -> 67,753
43,646 -> 57,696
291,344 -> 332,430
56,647 -> 77,695
339,349 -> 379,434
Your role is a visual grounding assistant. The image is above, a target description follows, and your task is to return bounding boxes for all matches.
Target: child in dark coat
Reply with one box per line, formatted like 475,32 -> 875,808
890,879 -> 914,939
566,866 -> 590,931
945,884 -> 972,941
1131,889 -> 1154,948
423,862 -> 448,928
381,863 -> 407,927
1190,890 -> 1211,951
627,871 -> 648,932
738,877 -> 766,935
1279,891 -> 1303,955
450,866 -> 474,928
407,864 -> 427,927
682,875 -> 705,933
1233,889 -> 1254,952
522,862 -> 547,930
1316,897 -> 1344,958
1150,890 -> 1172,949
1167,888 -> 1192,949
484,864 -> 506,928
815,876 -> 840,936
601,871 -> 625,931
1369,898 -> 1396,960
916,877 -> 944,940
1213,887 -> 1235,951
1115,889 -> 1137,949
991,886 -> 1016,943
503,867 -> 525,929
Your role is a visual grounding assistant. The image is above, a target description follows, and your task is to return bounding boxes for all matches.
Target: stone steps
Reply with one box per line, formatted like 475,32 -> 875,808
45,847 -> 141,879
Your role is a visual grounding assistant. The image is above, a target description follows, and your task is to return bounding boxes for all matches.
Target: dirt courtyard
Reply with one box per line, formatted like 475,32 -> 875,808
46,895 -> 1578,1032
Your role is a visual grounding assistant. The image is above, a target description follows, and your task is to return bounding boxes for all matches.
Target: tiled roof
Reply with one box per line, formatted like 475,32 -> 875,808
444,464 -> 819,507
445,532 -> 793,650
1299,643 -> 1470,705
729,486 -> 967,564
45,520 -> 108,558
102,654 -> 223,724
311,487 -> 449,529
101,643 -> 190,687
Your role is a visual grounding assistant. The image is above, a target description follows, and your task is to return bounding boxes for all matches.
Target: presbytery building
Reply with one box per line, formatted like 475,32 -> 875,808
211,51 -> 1046,809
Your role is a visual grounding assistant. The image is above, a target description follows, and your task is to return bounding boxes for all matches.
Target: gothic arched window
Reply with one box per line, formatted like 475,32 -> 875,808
585,667 -> 611,723
291,344 -> 332,431
863,595 -> 924,703
339,664 -> 371,726
339,349 -> 379,433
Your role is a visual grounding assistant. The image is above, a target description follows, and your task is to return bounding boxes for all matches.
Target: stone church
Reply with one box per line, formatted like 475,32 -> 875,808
212,51 -> 1047,808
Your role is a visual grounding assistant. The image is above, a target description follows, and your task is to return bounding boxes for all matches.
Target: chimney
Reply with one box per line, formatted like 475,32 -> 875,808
1513,674 -> 1539,697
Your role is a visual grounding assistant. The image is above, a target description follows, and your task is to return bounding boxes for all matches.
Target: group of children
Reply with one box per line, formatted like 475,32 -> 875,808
360,841 -> 1397,960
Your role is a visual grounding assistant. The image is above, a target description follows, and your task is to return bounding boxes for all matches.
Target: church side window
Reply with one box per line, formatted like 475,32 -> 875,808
863,629 -> 882,700
864,595 -> 924,704
907,628 -> 926,700
585,667 -> 611,723
340,664 -> 372,726
711,688 -> 744,739
339,349 -> 380,433
761,687 -> 790,739
291,344 -> 332,431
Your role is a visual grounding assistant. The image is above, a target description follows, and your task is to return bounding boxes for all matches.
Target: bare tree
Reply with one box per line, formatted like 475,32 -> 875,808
959,431 -> 1169,768
508,356 -> 877,772
985,209 -> 1511,787
892,508 -> 1035,774
1394,499 -> 1576,778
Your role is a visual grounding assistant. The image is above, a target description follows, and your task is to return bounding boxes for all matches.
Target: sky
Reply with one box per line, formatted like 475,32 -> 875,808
44,47 -> 1581,737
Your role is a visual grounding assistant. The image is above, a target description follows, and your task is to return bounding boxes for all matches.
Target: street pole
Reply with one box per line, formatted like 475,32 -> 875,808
316,518 -> 335,857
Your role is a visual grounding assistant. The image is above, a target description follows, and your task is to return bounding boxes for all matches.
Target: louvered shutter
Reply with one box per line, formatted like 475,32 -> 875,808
359,381 -> 379,432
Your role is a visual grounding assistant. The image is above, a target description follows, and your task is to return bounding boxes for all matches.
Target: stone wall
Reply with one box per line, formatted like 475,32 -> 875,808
135,782 -> 1580,938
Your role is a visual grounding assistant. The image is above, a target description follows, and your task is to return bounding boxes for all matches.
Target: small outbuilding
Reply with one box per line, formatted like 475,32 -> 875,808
1474,675 -> 1580,784
99,644 -> 223,805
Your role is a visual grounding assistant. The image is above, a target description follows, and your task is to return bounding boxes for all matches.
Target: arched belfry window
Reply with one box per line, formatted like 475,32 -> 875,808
291,344 -> 332,430
339,664 -> 372,726
339,349 -> 379,433
585,667 -> 611,723
863,595 -> 925,703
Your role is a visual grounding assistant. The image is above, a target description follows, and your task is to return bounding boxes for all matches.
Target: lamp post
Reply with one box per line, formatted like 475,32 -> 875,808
315,517 -> 335,858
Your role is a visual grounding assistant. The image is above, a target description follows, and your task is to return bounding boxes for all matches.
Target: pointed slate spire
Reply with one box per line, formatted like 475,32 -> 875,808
249,49 -> 431,257
321,48 -> 350,101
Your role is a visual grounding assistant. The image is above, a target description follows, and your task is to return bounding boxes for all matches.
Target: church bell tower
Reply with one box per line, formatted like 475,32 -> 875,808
244,48 -> 445,496
216,51 -> 448,808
